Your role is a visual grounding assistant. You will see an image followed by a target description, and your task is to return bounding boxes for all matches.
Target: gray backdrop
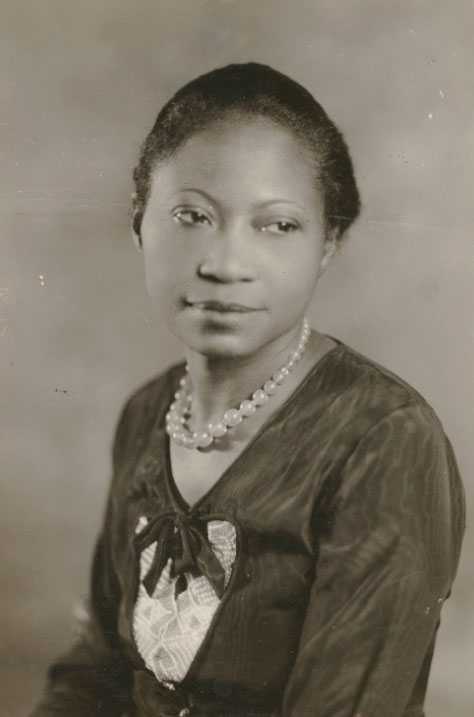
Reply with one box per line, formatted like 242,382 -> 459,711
1,1 -> 473,715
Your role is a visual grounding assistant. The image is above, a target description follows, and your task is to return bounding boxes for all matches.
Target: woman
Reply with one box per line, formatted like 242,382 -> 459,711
31,63 -> 465,717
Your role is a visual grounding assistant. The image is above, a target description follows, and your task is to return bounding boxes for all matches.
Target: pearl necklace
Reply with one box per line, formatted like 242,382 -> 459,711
166,318 -> 311,451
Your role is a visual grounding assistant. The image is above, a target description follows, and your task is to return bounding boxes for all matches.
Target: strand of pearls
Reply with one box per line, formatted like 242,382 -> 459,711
166,318 -> 311,451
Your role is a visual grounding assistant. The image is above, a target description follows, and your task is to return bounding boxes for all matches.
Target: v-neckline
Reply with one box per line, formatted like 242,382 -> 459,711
161,336 -> 346,514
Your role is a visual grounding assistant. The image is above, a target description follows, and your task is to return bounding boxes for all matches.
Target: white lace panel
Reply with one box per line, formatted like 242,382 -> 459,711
132,515 -> 237,684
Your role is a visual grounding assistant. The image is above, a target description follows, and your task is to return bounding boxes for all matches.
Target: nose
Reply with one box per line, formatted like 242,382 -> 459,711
196,225 -> 255,284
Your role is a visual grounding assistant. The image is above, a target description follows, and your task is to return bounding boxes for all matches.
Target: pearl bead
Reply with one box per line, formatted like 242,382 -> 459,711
273,370 -> 285,384
263,380 -> 277,395
195,432 -> 213,448
240,399 -> 256,416
223,409 -> 242,427
209,422 -> 228,437
171,431 -> 185,446
252,389 -> 268,405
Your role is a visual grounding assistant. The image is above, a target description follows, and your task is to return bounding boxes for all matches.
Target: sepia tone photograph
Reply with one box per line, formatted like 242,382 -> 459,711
1,2 -> 472,716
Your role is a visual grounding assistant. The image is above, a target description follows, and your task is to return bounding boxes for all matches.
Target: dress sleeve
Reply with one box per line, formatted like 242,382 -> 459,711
30,400 -> 134,717
280,402 -> 465,717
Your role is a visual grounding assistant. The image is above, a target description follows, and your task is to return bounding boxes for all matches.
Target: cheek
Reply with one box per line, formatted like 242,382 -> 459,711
264,240 -> 321,300
144,254 -> 184,299
142,229 -> 195,296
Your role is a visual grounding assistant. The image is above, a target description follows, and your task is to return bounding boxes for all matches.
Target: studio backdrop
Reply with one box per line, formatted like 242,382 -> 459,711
1,2 -> 473,715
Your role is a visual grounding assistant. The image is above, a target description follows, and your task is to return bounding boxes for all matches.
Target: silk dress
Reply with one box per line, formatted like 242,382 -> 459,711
31,338 -> 466,717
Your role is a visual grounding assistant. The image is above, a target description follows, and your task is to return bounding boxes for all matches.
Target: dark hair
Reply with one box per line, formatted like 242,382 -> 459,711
132,62 -> 361,242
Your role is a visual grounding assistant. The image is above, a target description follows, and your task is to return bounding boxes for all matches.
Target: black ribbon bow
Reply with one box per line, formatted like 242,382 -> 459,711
134,511 -> 227,599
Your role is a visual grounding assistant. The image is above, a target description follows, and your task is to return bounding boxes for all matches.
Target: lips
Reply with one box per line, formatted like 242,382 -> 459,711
185,299 -> 261,313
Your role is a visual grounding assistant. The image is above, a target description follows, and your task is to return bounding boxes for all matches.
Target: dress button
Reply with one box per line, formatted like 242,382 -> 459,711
178,709 -> 191,716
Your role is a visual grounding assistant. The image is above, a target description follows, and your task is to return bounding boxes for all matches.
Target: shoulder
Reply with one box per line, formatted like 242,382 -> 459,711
313,341 -> 460,496
322,341 -> 446,439
326,344 -> 466,533
121,359 -> 185,419
323,346 -> 465,570
111,359 -> 185,468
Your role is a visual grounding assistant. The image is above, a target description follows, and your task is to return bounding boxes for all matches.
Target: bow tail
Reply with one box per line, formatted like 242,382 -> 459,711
139,522 -> 174,596
171,525 -> 227,598
194,535 -> 227,598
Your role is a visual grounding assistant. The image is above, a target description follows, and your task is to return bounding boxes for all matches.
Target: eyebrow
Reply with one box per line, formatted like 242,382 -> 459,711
170,188 -> 307,212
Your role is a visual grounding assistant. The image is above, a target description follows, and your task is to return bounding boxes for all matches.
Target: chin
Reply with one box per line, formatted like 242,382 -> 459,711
174,314 -> 268,360
183,332 -> 258,360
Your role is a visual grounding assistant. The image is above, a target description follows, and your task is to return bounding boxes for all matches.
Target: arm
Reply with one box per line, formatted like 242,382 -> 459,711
280,402 -> 465,717
31,402 -> 134,717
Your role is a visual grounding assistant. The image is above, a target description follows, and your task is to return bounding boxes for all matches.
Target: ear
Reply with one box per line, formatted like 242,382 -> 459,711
317,230 -> 338,278
131,208 -> 143,252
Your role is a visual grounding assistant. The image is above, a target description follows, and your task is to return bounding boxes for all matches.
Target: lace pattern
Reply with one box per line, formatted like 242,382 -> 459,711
133,515 -> 237,683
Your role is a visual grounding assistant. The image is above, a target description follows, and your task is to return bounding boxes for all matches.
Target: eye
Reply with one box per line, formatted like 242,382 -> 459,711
172,208 -> 212,227
260,219 -> 300,235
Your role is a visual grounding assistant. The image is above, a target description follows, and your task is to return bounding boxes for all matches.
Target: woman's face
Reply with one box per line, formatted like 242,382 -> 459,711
139,117 -> 335,359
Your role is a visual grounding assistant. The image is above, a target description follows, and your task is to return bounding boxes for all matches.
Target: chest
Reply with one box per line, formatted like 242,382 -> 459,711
169,439 -> 251,508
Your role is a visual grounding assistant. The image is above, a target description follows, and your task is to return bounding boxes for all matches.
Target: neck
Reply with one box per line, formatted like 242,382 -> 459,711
184,322 -> 307,429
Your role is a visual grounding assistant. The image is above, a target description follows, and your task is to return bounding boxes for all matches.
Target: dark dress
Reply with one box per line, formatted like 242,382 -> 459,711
31,339 -> 466,717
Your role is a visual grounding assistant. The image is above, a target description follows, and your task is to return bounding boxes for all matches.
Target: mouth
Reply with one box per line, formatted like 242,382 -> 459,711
184,299 -> 261,314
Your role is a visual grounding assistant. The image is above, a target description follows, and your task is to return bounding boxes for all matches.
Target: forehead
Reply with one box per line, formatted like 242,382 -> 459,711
149,117 -> 321,209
